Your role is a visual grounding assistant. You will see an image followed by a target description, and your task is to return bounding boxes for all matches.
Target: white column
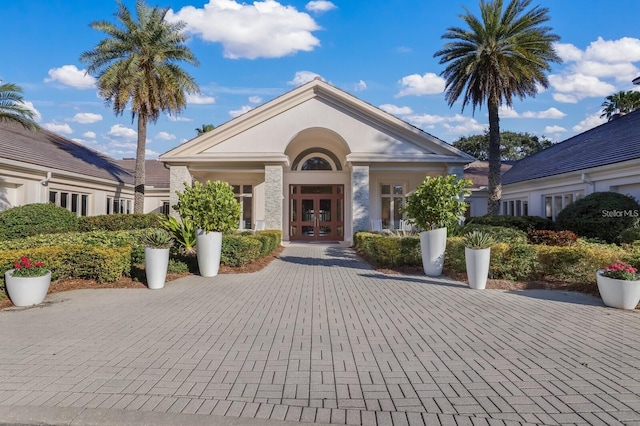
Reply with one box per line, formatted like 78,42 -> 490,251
169,165 -> 192,218
351,165 -> 370,232
264,164 -> 283,230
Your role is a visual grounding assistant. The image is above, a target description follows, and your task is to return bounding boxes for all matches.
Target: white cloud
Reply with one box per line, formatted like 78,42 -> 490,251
572,114 -> 607,133
379,104 -> 413,115
83,131 -> 96,139
305,1 -> 336,13
573,60 -> 639,82
442,118 -> 486,135
498,106 -> 520,118
552,93 -> 579,104
44,65 -> 96,89
21,101 -> 41,122
71,112 -> 103,124
549,73 -> 615,102
396,46 -> 412,54
43,122 -> 73,134
167,115 -> 193,122
249,96 -> 262,104
145,149 -> 160,159
187,93 -> 216,104
396,73 -> 446,97
155,131 -> 176,141
553,42 -> 582,62
108,124 -> 137,141
585,37 -> 640,63
288,71 -> 321,85
403,113 -> 484,136
167,0 -> 321,59
229,105 -> 253,118
544,125 -> 566,134
497,106 -> 566,119
354,80 -> 367,92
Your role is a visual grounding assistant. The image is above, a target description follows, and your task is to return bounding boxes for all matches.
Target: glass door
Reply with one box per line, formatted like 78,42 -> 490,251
289,185 -> 344,241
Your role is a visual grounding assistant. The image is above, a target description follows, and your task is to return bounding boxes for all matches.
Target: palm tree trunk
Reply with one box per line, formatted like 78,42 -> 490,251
487,97 -> 502,215
134,114 -> 146,214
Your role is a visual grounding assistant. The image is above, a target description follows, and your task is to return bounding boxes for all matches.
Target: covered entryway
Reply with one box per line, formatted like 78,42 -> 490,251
289,184 -> 344,241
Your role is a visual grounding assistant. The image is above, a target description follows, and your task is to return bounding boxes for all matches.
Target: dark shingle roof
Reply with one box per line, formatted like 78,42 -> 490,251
116,159 -> 169,188
0,121 -> 133,183
464,160 -> 515,189
502,110 -> 640,185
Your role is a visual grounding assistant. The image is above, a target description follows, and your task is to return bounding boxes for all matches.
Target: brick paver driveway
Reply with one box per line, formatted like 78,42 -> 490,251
1,244 -> 640,425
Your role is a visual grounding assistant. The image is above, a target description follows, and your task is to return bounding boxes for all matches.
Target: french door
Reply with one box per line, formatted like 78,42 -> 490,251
289,185 -> 344,241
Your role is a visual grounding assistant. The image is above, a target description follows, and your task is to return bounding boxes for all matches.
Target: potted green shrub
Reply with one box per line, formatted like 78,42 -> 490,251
4,256 -> 51,306
463,230 -> 495,289
596,261 -> 640,310
402,175 -> 471,276
142,229 -> 174,289
173,180 -> 241,277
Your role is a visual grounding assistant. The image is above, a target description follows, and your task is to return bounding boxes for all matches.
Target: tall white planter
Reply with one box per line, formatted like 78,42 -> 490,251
5,269 -> 51,307
196,230 -> 223,277
420,227 -> 447,276
596,271 -> 640,310
145,248 -> 170,290
465,247 -> 491,290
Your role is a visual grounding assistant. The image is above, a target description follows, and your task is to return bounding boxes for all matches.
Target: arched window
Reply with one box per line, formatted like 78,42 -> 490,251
301,157 -> 333,171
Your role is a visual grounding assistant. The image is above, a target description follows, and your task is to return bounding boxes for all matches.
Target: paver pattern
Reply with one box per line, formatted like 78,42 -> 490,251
1,244 -> 640,425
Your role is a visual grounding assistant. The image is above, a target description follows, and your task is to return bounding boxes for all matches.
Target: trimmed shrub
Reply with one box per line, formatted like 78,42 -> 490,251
221,235 -> 262,266
0,244 -> 131,289
528,230 -> 578,246
468,215 -> 554,232
254,230 -> 282,257
619,227 -> 640,244
167,259 -> 190,274
556,192 -> 640,243
78,213 -> 163,232
489,243 -> 538,281
353,232 -> 421,267
463,224 -> 527,245
445,237 -> 466,273
0,203 -> 78,240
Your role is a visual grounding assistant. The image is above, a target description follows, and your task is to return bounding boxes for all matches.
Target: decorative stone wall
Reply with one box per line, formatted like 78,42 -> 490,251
169,166 -> 192,218
351,165 -> 370,232
265,165 -> 283,230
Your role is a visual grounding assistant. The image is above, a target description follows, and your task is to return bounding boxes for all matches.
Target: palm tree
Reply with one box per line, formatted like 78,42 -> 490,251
434,0 -> 560,214
0,82 -> 38,130
80,0 -> 199,213
195,124 -> 215,136
600,90 -> 640,121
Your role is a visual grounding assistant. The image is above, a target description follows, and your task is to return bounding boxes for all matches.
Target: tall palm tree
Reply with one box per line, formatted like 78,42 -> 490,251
0,82 -> 38,130
195,124 -> 215,136
434,0 -> 560,214
600,90 -> 640,121
80,0 -> 199,213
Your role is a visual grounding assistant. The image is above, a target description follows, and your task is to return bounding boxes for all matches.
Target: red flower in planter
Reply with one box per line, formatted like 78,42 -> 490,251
9,257 -> 48,278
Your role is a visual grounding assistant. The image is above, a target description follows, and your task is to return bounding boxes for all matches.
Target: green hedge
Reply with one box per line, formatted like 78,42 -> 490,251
467,215 -> 555,232
78,213 -> 164,232
353,232 -> 421,267
462,224 -> 527,245
0,203 -> 79,240
0,245 -> 131,289
220,230 -> 282,267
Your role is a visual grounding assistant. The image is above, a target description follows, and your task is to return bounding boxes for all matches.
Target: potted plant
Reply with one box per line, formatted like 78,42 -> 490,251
463,230 -> 495,289
173,180 -> 241,277
142,229 -> 174,290
4,257 -> 51,306
596,261 -> 640,310
402,175 -> 471,276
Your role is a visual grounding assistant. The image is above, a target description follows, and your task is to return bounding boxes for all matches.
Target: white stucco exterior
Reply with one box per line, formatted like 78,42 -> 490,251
160,79 -> 474,244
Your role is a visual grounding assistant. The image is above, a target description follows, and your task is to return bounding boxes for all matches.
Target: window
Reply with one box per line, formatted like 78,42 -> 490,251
543,191 -> 582,220
49,190 -> 89,216
232,184 -> 253,230
161,201 -> 170,215
381,183 -> 405,229
301,157 -> 333,171
502,198 -> 528,216
106,196 -> 133,215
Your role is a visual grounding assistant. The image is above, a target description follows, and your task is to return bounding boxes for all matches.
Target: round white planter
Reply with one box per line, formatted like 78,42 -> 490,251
5,269 -> 51,307
196,230 -> 223,277
596,271 -> 640,310
465,247 -> 491,290
145,247 -> 170,290
420,228 -> 447,276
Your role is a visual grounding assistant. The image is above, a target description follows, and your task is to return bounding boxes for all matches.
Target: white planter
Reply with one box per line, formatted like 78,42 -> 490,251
465,247 -> 491,290
420,228 -> 447,276
596,271 -> 640,310
196,230 -> 222,277
5,269 -> 51,307
145,247 -> 170,290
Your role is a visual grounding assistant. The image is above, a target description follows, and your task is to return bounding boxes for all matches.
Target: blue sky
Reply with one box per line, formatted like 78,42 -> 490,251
4,0 -> 640,159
